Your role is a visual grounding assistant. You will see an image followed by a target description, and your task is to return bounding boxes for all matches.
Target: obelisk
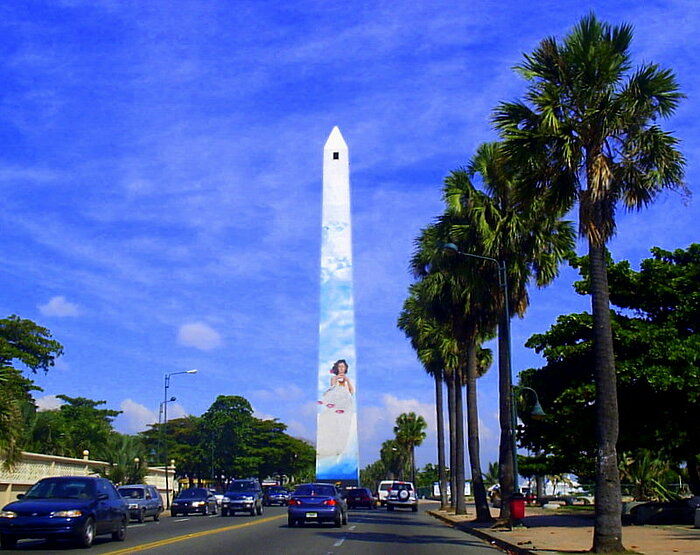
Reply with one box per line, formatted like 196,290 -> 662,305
315,126 -> 360,485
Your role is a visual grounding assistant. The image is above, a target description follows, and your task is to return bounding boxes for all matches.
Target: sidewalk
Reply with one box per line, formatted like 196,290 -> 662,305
427,504 -> 700,554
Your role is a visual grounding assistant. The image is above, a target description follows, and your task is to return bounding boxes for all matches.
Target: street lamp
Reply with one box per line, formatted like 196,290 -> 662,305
163,369 -> 198,508
442,243 -> 518,507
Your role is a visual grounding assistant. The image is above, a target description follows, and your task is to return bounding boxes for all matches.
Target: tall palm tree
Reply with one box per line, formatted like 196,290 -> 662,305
394,412 -> 428,486
444,144 -> 575,522
493,13 -> 686,551
398,288 -> 450,509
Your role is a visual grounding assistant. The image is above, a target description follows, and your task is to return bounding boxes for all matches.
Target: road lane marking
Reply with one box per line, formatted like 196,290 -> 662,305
102,514 -> 285,554
333,537 -> 345,546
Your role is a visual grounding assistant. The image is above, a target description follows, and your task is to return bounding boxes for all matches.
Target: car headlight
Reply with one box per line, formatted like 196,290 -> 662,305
243,496 -> 254,501
128,503 -> 139,509
191,501 -> 204,506
0,511 -> 17,519
222,496 -> 231,503
51,509 -> 83,518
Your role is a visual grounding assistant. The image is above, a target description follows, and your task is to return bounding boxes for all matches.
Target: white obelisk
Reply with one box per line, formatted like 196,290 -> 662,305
315,127 -> 359,485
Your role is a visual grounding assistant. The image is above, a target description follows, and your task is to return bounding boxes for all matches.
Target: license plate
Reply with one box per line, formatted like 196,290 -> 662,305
305,512 -> 318,518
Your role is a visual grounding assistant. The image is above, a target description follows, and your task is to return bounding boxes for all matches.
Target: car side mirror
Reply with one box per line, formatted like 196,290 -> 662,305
97,493 -> 109,501
17,494 -> 25,500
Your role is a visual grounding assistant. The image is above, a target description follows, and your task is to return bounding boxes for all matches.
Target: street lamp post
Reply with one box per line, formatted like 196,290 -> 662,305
163,369 -> 198,508
442,243 -> 518,511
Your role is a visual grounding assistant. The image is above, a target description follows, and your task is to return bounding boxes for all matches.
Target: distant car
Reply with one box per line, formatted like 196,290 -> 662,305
170,488 -> 218,517
263,486 -> 290,506
118,484 -> 163,522
386,481 -> 418,512
376,480 -> 394,506
221,479 -> 263,516
287,483 -> 348,528
345,488 -> 376,509
0,475 -> 128,549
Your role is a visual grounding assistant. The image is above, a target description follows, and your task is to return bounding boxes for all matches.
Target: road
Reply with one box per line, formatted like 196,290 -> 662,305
2,503 -> 502,554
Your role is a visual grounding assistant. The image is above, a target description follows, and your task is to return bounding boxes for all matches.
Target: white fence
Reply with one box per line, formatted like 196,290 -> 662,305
0,451 -> 174,506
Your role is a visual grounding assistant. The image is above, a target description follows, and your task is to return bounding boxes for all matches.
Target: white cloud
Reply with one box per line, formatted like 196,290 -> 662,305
117,399 -> 156,434
177,322 -> 222,351
252,384 -> 305,403
35,394 -> 64,411
38,295 -> 80,317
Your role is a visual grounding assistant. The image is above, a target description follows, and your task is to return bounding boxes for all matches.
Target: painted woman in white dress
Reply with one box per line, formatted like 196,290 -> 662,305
317,359 -> 355,461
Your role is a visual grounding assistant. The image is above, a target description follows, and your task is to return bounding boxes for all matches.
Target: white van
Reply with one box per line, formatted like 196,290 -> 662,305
376,481 -> 395,506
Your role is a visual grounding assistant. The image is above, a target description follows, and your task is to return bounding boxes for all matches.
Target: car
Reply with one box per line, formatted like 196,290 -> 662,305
0,475 -> 128,549
117,484 -> 163,522
170,488 -> 218,517
221,479 -> 263,516
376,480 -> 394,506
287,483 -> 348,528
263,486 -> 290,506
345,487 -> 376,509
386,481 -> 418,512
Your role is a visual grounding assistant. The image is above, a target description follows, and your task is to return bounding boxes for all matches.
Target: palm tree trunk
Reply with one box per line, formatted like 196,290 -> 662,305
435,372 -> 450,509
589,241 -> 625,553
497,291 -> 515,523
454,364 -> 467,515
466,339 -> 493,521
447,372 -> 458,509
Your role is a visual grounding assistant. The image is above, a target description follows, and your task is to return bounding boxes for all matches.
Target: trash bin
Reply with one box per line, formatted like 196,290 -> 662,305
510,493 -> 526,520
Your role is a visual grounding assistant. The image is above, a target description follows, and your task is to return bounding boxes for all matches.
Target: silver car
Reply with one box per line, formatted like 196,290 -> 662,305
118,484 -> 163,522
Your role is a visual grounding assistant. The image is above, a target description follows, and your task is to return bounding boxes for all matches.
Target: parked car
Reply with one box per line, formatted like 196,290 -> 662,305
0,475 -> 128,549
170,488 -> 218,517
118,484 -> 163,522
221,479 -> 263,516
287,483 -> 348,527
345,488 -> 376,509
263,486 -> 290,506
386,481 -> 418,512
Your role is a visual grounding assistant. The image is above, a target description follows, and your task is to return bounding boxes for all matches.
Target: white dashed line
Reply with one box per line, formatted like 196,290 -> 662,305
333,537 -> 345,546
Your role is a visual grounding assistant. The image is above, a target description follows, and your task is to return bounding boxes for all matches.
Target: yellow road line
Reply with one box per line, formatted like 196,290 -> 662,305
103,514 -> 285,554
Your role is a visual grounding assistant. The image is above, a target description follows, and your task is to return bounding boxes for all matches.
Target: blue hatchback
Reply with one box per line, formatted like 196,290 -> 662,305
0,476 -> 128,549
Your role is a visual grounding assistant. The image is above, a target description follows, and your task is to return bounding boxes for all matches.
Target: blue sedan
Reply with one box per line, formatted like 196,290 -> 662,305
287,483 -> 348,527
0,476 -> 128,549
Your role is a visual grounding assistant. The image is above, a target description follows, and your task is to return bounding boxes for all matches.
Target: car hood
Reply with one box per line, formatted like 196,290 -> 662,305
3,498 -> 95,515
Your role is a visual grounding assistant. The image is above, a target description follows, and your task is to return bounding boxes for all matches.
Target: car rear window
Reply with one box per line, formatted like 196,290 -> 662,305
119,487 -> 145,499
294,485 -> 335,497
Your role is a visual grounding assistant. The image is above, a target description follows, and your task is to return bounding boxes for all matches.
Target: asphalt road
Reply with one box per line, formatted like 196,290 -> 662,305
2,503 -> 502,554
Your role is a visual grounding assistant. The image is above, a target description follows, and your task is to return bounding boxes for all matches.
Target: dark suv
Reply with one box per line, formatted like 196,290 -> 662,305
221,479 -> 263,516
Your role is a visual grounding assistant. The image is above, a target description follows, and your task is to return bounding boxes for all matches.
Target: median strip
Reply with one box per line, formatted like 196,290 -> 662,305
103,514 -> 285,554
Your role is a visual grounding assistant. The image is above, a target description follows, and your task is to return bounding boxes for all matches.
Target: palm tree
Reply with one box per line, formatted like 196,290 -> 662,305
493,13 -> 686,551
444,144 -> 575,522
398,288 -> 450,509
394,412 -> 427,486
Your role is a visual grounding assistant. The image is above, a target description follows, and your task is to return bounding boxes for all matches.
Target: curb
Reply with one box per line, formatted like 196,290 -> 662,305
427,510 -> 535,555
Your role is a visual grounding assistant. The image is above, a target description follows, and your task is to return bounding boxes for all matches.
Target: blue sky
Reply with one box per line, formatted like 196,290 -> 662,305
1,0 -> 698,473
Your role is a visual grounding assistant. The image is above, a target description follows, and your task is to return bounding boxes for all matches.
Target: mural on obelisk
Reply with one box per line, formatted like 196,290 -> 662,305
316,126 -> 360,483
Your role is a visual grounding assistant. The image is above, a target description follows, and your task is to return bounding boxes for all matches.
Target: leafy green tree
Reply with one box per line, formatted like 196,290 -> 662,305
482,461 -> 500,487
0,316 -> 63,467
394,412 -> 427,486
521,246 -> 700,497
360,460 -> 388,491
380,439 -> 407,480
202,395 -> 255,480
494,13 -> 686,552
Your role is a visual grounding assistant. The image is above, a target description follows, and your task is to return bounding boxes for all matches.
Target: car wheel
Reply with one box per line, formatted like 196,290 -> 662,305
0,535 -> 18,549
112,517 -> 127,542
256,503 -> 263,515
137,508 -> 145,523
342,511 -> 348,525
221,508 -> 228,517
77,517 -> 95,548
412,505 -> 418,512
334,513 -> 342,528
387,504 -> 394,511
154,510 -> 160,521
171,511 -> 178,517
249,506 -> 256,516
287,516 -> 295,527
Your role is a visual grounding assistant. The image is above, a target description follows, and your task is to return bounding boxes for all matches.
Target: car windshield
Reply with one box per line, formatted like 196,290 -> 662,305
392,484 -> 413,491
269,487 -> 287,494
379,483 -> 391,491
228,482 -> 255,492
294,485 -> 335,497
347,489 -> 367,497
177,489 -> 206,498
25,478 -> 95,500
118,487 -> 144,499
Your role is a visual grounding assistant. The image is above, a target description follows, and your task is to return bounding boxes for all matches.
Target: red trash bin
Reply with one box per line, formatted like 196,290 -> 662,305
510,493 -> 526,520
